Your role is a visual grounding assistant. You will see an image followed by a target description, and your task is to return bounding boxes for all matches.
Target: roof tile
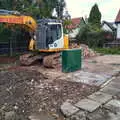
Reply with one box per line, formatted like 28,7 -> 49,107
115,9 -> 120,22
66,17 -> 83,29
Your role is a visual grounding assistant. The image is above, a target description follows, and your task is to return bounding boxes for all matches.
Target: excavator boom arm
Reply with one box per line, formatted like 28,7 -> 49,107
0,15 -> 37,31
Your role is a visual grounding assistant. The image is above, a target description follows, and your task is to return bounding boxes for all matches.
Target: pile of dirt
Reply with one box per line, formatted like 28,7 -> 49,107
70,43 -> 99,58
0,69 -> 43,120
0,68 -> 98,119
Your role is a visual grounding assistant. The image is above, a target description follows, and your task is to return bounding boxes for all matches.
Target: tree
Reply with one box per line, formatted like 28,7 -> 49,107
76,4 -> 111,48
0,0 -> 58,19
76,23 -> 108,48
88,4 -> 101,28
0,0 -> 67,19
62,10 -> 71,33
55,0 -> 66,19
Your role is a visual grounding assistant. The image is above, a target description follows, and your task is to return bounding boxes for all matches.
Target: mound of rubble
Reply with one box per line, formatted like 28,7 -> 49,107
70,43 -> 99,58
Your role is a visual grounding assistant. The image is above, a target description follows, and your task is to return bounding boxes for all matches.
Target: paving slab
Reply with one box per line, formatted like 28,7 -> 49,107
88,91 -> 112,104
75,98 -> 101,112
115,92 -> 120,99
104,99 -> 120,115
60,55 -> 120,87
87,108 -> 120,120
113,76 -> 120,82
107,81 -> 120,89
60,101 -> 79,117
69,71 -> 111,86
100,86 -> 120,96
70,111 -> 86,120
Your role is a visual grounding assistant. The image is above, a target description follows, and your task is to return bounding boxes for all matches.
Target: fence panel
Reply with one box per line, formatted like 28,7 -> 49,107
0,40 -> 29,56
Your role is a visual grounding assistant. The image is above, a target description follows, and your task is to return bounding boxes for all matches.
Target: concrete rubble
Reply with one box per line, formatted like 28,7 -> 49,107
60,101 -> 79,117
75,98 -> 101,112
70,43 -> 99,58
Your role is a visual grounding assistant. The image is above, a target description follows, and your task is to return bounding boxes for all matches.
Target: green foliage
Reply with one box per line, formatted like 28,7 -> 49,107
76,24 -> 113,48
76,24 -> 89,41
0,0 -> 61,19
36,0 -> 59,18
94,48 -> 120,54
88,4 -> 101,28
0,24 -> 5,33
0,27 -> 12,42
63,19 -> 72,33
75,4 -> 112,48
0,0 -> 31,11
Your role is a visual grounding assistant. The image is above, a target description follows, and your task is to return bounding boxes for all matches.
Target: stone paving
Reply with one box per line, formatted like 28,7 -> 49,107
75,98 -> 101,112
88,91 -> 112,104
61,101 -> 79,117
61,75 -> 120,120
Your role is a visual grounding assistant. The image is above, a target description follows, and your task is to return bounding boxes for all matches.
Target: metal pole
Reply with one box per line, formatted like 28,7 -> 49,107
9,37 -> 13,57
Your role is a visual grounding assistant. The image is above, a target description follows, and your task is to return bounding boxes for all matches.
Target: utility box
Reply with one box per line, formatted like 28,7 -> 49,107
62,48 -> 82,73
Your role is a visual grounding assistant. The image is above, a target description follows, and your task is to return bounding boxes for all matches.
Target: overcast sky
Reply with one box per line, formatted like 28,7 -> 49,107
65,0 -> 120,22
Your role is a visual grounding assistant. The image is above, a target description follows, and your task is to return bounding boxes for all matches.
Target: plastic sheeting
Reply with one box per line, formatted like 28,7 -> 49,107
62,48 -> 82,73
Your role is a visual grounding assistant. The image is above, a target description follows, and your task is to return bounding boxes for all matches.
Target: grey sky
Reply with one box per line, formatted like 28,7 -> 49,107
65,0 -> 120,22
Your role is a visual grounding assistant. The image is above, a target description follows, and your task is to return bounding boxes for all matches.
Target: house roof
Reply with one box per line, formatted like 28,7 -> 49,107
115,9 -> 120,22
66,17 -> 84,29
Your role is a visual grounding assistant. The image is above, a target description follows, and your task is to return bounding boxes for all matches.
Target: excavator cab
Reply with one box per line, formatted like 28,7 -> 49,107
35,19 -> 65,52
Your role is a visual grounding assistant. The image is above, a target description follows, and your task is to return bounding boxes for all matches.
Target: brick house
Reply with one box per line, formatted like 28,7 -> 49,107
66,17 -> 85,38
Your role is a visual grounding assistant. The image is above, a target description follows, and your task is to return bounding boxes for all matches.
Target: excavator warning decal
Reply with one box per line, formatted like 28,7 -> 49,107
0,17 -> 24,24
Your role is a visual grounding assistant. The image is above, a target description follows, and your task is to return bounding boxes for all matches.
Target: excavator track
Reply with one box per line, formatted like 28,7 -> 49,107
20,53 -> 42,66
43,53 -> 61,68
20,53 -> 61,68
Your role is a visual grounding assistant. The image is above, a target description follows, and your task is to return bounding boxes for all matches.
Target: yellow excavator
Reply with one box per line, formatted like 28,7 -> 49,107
0,9 -> 69,68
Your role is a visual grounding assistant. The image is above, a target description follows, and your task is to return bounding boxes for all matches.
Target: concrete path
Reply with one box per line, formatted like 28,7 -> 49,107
59,55 -> 120,87
61,74 -> 120,120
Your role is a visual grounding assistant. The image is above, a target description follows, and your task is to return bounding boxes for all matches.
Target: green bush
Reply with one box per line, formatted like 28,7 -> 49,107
76,24 -> 114,48
94,48 -> 120,54
0,28 -> 12,43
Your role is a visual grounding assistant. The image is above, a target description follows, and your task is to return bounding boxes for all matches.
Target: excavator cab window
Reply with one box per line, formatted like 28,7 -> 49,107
47,24 -> 62,44
36,20 -> 63,50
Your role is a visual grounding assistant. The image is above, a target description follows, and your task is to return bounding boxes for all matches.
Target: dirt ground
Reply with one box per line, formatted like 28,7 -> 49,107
0,57 -> 98,120
0,56 -> 18,64
1,54 -> 120,119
